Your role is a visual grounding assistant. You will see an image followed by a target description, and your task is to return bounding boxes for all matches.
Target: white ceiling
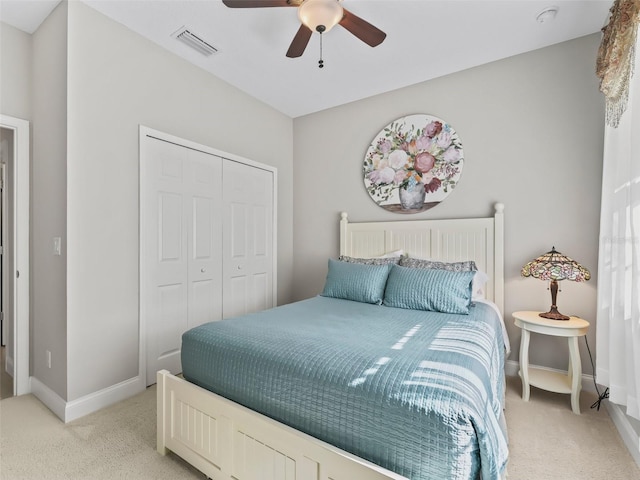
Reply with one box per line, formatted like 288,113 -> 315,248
1,0 -> 612,118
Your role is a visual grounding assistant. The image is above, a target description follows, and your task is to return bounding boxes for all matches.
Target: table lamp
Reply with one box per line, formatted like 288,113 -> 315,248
521,247 -> 591,320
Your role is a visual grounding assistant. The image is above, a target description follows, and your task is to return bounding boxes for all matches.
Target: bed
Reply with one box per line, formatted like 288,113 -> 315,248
157,203 -> 508,480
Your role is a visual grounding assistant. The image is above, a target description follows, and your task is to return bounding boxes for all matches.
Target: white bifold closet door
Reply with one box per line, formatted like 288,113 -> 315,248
144,138 -> 223,386
143,135 -> 275,386
222,160 -> 274,319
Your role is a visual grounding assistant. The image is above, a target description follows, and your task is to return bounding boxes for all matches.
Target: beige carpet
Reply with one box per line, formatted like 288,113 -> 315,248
503,377 -> 639,479
0,375 -> 638,480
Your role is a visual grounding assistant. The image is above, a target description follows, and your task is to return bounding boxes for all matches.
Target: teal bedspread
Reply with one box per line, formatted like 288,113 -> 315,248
181,296 -> 508,480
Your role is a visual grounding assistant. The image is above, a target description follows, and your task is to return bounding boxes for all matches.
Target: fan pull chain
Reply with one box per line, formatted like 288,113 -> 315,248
316,25 -> 325,69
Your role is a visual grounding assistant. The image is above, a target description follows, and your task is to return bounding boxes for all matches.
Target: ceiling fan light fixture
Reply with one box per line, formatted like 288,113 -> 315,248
298,0 -> 344,33
536,6 -> 559,24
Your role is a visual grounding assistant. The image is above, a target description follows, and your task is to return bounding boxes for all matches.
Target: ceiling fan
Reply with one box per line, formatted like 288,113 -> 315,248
222,0 -> 386,61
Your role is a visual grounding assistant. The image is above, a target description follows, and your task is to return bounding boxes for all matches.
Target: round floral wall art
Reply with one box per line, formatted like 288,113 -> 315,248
363,114 -> 464,213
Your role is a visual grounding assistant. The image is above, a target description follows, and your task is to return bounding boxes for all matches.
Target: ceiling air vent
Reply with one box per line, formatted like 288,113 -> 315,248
172,27 -> 218,57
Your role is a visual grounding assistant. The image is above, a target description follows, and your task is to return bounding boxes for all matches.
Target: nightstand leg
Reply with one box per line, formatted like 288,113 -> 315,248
519,329 -> 531,401
568,336 -> 582,414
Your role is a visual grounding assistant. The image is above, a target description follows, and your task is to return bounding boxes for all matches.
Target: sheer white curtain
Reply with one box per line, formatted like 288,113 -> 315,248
596,37 -> 640,421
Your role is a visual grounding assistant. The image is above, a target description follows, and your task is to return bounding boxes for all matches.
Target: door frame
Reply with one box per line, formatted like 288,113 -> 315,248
0,115 -> 30,396
1,161 -> 7,346
139,126 -> 277,383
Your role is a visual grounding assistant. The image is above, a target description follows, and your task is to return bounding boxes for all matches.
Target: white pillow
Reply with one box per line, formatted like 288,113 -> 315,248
472,270 -> 490,300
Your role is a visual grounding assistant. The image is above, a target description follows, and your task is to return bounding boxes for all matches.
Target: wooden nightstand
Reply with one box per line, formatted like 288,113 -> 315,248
513,310 -> 590,414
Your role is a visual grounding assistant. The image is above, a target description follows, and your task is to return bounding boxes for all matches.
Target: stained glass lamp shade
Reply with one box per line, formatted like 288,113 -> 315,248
521,247 -> 591,320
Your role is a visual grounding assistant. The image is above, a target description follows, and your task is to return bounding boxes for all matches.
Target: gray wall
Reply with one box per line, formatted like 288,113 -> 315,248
292,34 -> 604,374
2,0 -> 294,403
0,22 -> 31,120
31,1 -> 69,399
64,1 -> 294,401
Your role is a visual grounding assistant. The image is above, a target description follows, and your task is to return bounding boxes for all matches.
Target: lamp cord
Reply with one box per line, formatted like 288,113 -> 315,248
584,335 -> 609,410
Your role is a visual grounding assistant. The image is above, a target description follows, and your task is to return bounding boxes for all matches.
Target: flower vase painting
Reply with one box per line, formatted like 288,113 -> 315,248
363,114 -> 464,213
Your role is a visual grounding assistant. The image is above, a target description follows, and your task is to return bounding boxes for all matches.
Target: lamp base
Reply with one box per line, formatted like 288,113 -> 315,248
539,307 -> 570,321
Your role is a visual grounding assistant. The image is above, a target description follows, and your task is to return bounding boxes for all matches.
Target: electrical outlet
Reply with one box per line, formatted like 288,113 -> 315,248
46,350 -> 51,369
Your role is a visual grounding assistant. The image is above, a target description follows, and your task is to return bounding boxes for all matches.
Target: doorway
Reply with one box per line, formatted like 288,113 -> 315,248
0,115 -> 30,398
1,131 -> 11,398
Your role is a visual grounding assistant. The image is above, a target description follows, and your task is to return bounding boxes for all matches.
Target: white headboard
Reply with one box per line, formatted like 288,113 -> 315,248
339,203 -> 505,316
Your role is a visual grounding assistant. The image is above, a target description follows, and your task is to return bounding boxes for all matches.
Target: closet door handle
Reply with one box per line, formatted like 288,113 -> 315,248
200,268 -> 206,273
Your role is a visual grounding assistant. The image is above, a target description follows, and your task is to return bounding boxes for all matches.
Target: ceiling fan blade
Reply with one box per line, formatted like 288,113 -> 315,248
286,24 -> 313,58
339,8 -> 386,47
222,0 -> 298,7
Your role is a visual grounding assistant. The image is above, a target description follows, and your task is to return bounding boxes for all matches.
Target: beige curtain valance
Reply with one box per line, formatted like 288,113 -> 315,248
596,0 -> 640,127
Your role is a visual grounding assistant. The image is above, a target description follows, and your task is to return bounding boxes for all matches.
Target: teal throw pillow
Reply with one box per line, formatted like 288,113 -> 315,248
383,264 -> 475,314
321,258 -> 392,305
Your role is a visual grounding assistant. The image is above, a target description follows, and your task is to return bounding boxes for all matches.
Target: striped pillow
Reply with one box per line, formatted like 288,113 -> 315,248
383,264 -> 475,314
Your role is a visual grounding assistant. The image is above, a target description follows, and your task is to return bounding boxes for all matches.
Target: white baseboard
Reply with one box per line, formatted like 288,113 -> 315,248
30,375 -> 145,423
64,376 -> 146,422
605,401 -> 640,469
30,376 -> 66,420
505,359 -> 599,394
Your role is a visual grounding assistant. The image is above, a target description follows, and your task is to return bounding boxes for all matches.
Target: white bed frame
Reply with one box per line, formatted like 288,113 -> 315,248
157,203 -> 505,480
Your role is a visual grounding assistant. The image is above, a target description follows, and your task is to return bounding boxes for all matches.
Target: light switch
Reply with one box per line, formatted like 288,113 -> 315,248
53,237 -> 61,256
